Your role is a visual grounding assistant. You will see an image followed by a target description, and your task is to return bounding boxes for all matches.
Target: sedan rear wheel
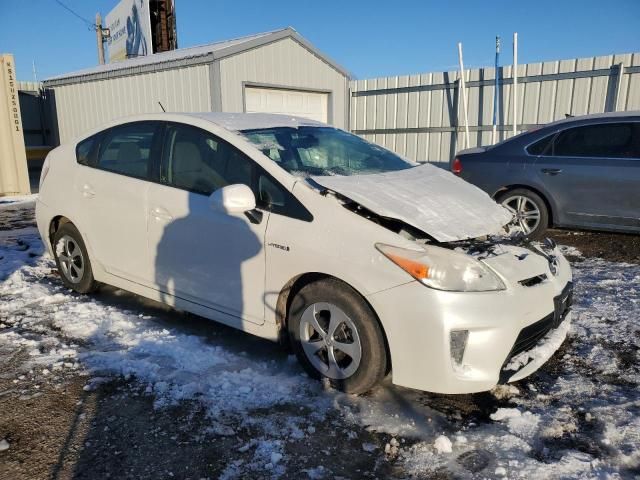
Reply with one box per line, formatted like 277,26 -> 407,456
497,188 -> 549,240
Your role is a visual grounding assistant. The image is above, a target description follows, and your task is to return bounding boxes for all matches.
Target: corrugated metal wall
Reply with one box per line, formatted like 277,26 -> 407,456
50,64 -> 211,144
350,52 -> 640,164
219,37 -> 349,129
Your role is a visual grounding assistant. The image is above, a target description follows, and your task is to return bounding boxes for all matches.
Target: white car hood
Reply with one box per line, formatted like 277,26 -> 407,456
312,164 -> 512,242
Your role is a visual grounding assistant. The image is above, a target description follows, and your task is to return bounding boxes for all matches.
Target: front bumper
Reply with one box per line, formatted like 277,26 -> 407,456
366,254 -> 572,394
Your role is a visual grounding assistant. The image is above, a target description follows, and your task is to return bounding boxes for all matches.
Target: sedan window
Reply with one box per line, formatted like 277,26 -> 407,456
551,123 -> 638,159
526,134 -> 554,156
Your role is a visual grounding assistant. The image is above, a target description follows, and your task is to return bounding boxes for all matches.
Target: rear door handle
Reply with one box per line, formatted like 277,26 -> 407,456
150,206 -> 174,222
541,168 -> 562,175
81,184 -> 96,198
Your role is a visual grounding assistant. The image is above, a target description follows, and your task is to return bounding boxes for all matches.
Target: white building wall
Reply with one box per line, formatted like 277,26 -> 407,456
51,64 -> 211,144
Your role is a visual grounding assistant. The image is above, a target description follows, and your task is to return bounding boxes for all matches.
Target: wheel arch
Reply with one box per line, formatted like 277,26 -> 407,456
48,215 -> 73,243
275,272 -> 392,374
493,184 -> 556,227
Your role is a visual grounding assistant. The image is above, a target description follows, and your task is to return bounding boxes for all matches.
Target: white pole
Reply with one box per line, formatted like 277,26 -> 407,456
512,32 -> 518,136
457,42 -> 470,149
491,36 -> 500,144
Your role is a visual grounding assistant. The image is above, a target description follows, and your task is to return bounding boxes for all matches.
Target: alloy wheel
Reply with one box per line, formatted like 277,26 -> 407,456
299,302 -> 362,380
55,235 -> 85,284
501,194 -> 542,235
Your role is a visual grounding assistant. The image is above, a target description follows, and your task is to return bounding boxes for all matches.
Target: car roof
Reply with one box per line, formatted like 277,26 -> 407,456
185,112 -> 327,131
101,112 -> 328,133
540,110 -> 640,129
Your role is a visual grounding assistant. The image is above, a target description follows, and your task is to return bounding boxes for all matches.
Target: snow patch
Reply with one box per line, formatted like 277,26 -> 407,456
433,435 -> 452,454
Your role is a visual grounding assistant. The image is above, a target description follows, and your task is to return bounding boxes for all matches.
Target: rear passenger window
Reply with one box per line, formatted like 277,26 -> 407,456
97,123 -> 158,179
76,135 -> 97,165
552,123 -> 638,158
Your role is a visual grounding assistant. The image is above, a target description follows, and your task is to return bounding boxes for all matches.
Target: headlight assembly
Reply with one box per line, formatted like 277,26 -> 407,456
376,243 -> 506,292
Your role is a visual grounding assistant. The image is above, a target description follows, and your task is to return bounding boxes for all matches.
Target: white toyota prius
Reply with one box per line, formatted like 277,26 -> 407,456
36,112 -> 573,395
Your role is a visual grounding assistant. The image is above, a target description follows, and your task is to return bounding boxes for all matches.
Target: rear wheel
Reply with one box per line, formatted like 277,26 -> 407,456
52,223 -> 97,294
497,188 -> 549,240
288,278 -> 387,394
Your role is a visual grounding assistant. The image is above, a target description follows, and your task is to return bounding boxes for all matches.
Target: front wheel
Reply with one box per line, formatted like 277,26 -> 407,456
52,222 -> 97,294
288,278 -> 388,394
497,188 -> 549,240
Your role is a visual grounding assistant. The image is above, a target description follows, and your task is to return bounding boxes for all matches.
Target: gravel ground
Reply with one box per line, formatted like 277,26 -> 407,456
1,198 -> 638,480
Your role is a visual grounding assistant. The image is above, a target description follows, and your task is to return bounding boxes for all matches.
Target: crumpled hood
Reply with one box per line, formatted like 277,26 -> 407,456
312,164 -> 512,242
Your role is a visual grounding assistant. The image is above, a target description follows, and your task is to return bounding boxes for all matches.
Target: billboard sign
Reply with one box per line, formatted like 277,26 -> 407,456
106,0 -> 153,62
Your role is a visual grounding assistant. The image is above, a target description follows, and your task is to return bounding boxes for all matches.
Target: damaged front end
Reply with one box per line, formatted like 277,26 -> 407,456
308,176 -> 563,283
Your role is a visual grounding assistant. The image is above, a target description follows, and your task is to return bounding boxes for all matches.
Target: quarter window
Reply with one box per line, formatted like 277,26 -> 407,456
551,123 -> 638,158
526,134 -> 554,156
76,135 -> 98,165
97,122 -> 158,178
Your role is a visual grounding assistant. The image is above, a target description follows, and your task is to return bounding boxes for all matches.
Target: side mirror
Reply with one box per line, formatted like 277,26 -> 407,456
209,184 -> 256,214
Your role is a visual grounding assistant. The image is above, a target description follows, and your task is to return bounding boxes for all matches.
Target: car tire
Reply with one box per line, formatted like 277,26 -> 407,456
288,278 -> 388,394
52,222 -> 98,294
497,188 -> 549,240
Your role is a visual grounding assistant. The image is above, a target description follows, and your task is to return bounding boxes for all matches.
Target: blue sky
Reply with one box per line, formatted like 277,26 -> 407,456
1,0 -> 638,81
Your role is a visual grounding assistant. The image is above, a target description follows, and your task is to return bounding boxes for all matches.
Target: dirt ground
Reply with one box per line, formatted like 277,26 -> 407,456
1,200 -> 638,480
548,228 -> 640,264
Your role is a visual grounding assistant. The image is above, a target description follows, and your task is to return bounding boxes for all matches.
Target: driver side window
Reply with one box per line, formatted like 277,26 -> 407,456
161,123 -> 254,196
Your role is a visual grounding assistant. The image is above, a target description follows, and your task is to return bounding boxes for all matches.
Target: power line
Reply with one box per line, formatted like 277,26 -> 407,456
51,0 -> 97,30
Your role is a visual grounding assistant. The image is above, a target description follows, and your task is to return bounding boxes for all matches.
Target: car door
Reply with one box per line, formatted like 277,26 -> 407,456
146,122 -> 269,325
532,121 -> 640,229
76,121 -> 162,284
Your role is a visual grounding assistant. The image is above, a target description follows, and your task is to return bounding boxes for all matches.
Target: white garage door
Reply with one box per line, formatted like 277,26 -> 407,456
244,86 -> 329,123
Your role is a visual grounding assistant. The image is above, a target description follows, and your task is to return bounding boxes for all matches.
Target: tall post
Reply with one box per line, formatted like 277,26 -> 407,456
96,13 -> 105,65
512,32 -> 518,136
0,54 -> 31,196
613,62 -> 625,112
491,36 -> 501,144
457,42 -> 470,149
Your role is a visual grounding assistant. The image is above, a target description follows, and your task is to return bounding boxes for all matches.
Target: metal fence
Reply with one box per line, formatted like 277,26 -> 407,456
349,52 -> 640,164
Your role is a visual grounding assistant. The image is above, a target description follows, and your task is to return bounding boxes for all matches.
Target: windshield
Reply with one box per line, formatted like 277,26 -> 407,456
241,126 -> 414,177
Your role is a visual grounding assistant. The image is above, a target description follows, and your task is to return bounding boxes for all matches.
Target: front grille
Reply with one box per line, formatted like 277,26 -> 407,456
499,282 -> 573,382
510,313 -> 555,357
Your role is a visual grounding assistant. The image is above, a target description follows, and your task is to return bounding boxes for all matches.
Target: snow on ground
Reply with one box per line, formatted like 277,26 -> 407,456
1,197 -> 639,478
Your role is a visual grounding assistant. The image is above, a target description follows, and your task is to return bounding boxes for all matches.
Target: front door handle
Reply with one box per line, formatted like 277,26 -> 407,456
541,168 -> 562,176
150,206 -> 174,222
81,184 -> 96,198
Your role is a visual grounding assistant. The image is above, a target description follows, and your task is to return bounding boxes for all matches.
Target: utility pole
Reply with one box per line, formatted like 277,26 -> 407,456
457,42 -> 470,150
96,13 -> 106,65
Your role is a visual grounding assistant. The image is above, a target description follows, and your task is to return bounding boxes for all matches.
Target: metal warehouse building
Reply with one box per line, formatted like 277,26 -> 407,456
43,27 -> 350,144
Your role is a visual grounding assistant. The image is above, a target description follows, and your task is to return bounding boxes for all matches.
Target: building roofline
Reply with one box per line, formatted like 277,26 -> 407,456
43,27 -> 350,87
